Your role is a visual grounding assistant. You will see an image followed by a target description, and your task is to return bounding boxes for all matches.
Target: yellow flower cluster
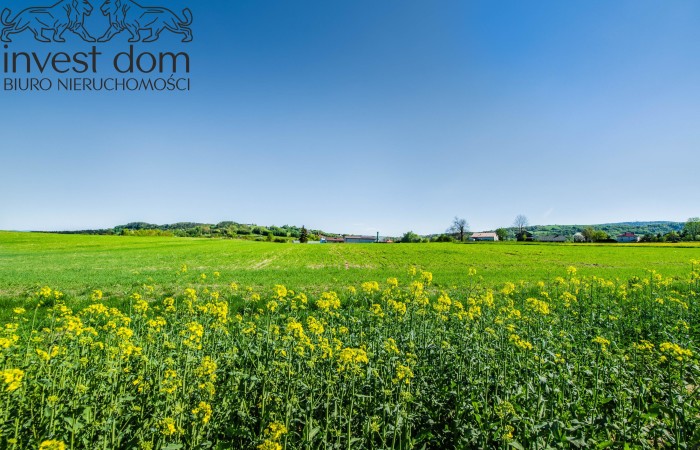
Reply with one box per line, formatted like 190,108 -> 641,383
192,401 -> 213,424
307,316 -> 325,335
182,321 -> 204,349
337,347 -> 369,372
273,285 -> 288,299
39,440 -> 66,450
509,334 -> 533,351
316,291 -> 341,312
361,281 -> 380,294
394,363 -> 414,384
159,417 -> 183,436
659,342 -> 693,362
257,422 -> 288,450
383,338 -> 400,354
370,303 -> 384,318
160,369 -> 181,394
592,336 -> 611,352
526,298 -> 550,315
634,340 -> 654,352
0,368 -> 24,392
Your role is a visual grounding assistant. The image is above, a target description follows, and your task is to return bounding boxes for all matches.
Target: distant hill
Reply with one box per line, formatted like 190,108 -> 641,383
523,221 -> 684,239
45,220 -> 687,242
47,221 -> 339,242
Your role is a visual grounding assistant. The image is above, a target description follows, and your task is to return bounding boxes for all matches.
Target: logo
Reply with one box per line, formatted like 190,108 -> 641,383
98,0 -> 192,43
1,0 -> 193,43
2,0 -> 193,92
1,0 -> 97,42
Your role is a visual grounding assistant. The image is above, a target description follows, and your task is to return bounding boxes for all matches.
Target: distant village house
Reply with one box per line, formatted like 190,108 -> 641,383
534,235 -> 567,243
617,232 -> 640,243
320,234 -> 380,244
470,232 -> 499,242
320,236 -> 344,244
344,235 -> 379,244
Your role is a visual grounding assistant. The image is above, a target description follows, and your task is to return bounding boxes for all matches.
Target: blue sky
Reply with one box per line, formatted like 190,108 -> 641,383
1,0 -> 699,235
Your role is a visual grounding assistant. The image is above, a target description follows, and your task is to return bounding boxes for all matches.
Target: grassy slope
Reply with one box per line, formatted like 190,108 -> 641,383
2,232 -> 700,297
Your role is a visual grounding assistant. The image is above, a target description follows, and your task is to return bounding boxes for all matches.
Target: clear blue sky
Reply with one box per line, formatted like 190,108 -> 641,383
1,0 -> 699,235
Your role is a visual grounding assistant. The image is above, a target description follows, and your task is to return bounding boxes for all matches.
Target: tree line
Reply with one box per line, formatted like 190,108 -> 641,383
50,222 -> 335,243
398,216 -> 699,243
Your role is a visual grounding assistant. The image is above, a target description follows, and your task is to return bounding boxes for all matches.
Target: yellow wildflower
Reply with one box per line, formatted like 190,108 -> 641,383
39,440 -> 66,450
274,285 -> 288,299
501,282 -> 515,295
316,291 -> 341,312
159,417 -> 183,436
592,336 -> 611,352
160,369 -> 181,394
0,368 -> 24,392
526,298 -> 550,315
370,303 -> 384,318
361,281 -> 380,294
660,342 -> 693,362
394,363 -> 414,384
509,334 -> 533,351
182,322 -> 204,349
383,338 -> 400,354
307,316 -> 325,335
337,347 -> 369,372
192,401 -> 213,424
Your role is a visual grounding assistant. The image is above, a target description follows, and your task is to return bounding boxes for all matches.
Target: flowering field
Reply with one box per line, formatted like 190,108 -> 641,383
1,262 -> 699,449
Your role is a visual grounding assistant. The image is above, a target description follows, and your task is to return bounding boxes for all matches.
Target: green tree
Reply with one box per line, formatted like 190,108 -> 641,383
593,230 -> 608,242
300,226 -> 309,244
401,231 -> 420,243
664,231 -> 681,243
495,228 -> 509,241
582,227 -> 596,242
684,217 -> 700,241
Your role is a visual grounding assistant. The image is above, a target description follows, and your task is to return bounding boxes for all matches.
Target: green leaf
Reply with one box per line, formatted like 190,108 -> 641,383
64,417 -> 84,432
307,426 -> 320,440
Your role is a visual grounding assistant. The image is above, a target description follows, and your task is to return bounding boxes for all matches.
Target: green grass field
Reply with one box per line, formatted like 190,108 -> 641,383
1,231 -> 700,449
2,231 -> 699,297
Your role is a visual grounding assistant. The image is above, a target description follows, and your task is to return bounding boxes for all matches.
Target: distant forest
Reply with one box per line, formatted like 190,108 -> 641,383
50,222 -> 337,242
525,221 -> 684,239
44,220 -> 693,243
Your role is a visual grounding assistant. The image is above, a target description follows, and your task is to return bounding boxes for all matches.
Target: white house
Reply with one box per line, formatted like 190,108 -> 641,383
617,232 -> 640,243
470,232 -> 499,242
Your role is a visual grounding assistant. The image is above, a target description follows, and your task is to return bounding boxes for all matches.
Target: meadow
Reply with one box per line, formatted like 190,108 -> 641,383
0,232 -> 699,449
1,231 -> 699,302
